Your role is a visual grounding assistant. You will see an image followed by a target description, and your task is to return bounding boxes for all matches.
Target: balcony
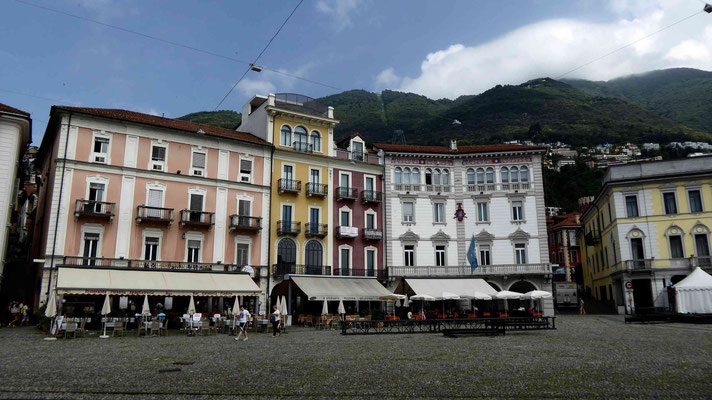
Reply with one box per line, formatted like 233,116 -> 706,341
584,230 -> 601,246
59,256 -> 263,275
305,223 -> 328,238
136,205 -> 173,225
363,228 -> 383,241
336,187 -> 358,201
272,263 -> 332,277
620,258 -> 692,271
179,210 -> 214,229
333,266 -> 383,280
293,141 -> 313,153
337,226 -> 359,239
361,190 -> 383,204
424,185 -> 452,193
74,200 -> 115,221
335,149 -> 382,164
306,182 -> 328,197
277,221 -> 300,236
229,215 -> 262,232
387,263 -> 550,278
278,179 -> 301,194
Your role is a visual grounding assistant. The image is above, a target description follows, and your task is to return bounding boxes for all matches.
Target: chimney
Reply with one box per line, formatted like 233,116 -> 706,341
449,140 -> 458,152
328,106 -> 334,119
268,93 -> 276,107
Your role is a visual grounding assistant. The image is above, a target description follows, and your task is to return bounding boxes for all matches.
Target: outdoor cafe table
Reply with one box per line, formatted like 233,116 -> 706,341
142,320 -> 163,337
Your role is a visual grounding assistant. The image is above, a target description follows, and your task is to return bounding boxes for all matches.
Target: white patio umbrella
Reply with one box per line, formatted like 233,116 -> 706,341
321,297 -> 329,315
141,294 -> 151,316
337,298 -> 346,314
472,291 -> 493,300
494,291 -> 523,300
44,291 -> 57,318
403,294 -> 410,308
410,294 -> 435,316
187,294 -> 196,315
231,295 -> 240,332
440,292 -> 461,317
100,294 -> 111,339
520,290 -> 553,300
280,296 -> 288,329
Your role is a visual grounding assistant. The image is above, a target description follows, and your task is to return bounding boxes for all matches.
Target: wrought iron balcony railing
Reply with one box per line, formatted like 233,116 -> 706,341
277,220 -> 300,236
278,179 -> 301,194
74,199 -> 115,220
336,186 -> 358,201
306,182 -> 328,197
136,205 -> 174,225
292,141 -> 313,153
179,210 -> 214,228
229,215 -> 262,232
333,267 -> 383,279
361,190 -> 382,204
272,263 -> 332,277
58,256 -> 262,275
305,223 -> 328,238
584,230 -> 601,246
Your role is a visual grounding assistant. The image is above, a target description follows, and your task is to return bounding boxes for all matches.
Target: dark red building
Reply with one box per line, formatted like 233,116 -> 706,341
547,212 -> 581,282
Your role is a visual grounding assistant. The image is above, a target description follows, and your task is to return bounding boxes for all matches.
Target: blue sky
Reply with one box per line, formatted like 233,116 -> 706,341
2,0 -> 711,143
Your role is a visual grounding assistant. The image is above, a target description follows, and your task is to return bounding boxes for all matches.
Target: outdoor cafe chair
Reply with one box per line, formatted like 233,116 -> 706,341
150,321 -> 161,337
160,320 -> 168,336
64,322 -> 78,339
76,319 -> 87,337
112,321 -> 126,337
304,315 -> 313,327
137,321 -> 146,337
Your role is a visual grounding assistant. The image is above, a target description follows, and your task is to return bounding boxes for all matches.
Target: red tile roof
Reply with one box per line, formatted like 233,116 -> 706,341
53,106 -> 270,146
0,102 -> 30,117
374,143 -> 545,154
548,212 -> 581,229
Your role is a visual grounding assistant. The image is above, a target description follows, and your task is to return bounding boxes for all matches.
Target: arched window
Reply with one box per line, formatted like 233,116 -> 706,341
501,167 -> 509,183
442,169 -> 450,185
310,130 -> 321,152
294,126 -> 308,147
467,168 -> 475,185
425,169 -> 433,185
486,167 -> 495,184
403,168 -> 411,184
412,168 -> 420,184
394,168 -> 402,184
476,168 -> 485,184
520,166 -> 529,182
510,166 -> 519,183
433,169 -> 441,185
305,240 -> 323,274
280,125 -> 292,146
277,239 -> 296,266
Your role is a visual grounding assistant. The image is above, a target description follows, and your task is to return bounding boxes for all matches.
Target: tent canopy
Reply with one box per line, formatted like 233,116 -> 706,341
286,276 -> 394,301
404,278 -> 497,300
673,267 -> 712,314
56,267 -> 262,296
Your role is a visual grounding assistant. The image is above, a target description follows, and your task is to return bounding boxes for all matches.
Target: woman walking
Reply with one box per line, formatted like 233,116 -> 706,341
271,305 -> 281,337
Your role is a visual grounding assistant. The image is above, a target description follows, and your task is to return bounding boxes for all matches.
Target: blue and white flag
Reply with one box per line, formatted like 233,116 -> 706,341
467,235 -> 478,274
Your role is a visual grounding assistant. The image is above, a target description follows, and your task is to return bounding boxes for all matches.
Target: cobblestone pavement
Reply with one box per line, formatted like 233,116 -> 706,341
1,315 -> 711,399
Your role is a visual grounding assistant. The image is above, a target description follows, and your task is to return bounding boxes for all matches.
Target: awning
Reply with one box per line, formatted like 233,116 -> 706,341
55,267 -> 262,296
404,278 -> 497,299
288,276 -> 394,301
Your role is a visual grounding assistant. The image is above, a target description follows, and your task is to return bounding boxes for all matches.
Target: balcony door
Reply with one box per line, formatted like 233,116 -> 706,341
695,234 -> 711,266
82,233 -> 100,264
305,240 -> 323,275
282,205 -> 292,233
238,199 -> 251,227
189,193 -> 204,222
283,165 -> 294,190
277,239 -> 297,274
147,189 -> 163,218
631,238 -> 645,268
352,142 -> 364,161
88,183 -> 105,213
366,249 -> 375,277
339,173 -> 350,198
310,208 -> 320,234
365,176 -> 374,192
310,169 -> 320,193
366,213 -> 375,230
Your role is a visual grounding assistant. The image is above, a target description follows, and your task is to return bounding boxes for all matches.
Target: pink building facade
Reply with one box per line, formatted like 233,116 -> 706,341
34,107 -> 270,312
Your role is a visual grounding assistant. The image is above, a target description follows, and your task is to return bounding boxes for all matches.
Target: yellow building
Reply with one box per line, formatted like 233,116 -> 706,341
579,157 -> 712,314
238,93 -> 338,293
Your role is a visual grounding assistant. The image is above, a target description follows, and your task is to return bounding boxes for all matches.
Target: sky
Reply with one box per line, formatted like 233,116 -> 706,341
2,0 -> 711,143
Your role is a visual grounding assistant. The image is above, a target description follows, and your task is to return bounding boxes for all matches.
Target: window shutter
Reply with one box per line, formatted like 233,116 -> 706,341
240,160 -> 252,173
192,152 -> 206,168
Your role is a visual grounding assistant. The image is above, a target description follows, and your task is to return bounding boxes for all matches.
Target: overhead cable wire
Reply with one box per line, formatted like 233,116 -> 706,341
12,0 -> 341,92
213,0 -> 304,110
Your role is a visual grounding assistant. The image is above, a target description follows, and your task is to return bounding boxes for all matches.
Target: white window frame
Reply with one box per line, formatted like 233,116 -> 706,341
364,174 -> 376,192
90,131 -> 111,164
85,176 -> 109,202
190,148 -> 207,177
310,130 -> 322,153
403,244 -> 416,267
511,199 -> 525,222
184,232 -> 204,263
514,242 -> 527,264
149,141 -> 167,172
687,188 -> 704,213
236,194 -> 254,216
662,191 -> 679,215
402,200 -> 415,224
339,171 -> 352,189
141,228 -> 163,261
476,201 -> 490,223
239,156 -> 253,183
364,246 -> 378,273
281,162 -> 296,179
339,206 -> 352,227
79,224 -> 104,258
280,124 -> 292,147
146,182 -> 167,208
339,244 -> 353,272
235,236 -> 252,266
364,209 -> 377,229
478,244 -> 491,266
187,187 -> 207,212
433,202 -> 446,224
434,244 -> 447,266
309,167 -> 322,184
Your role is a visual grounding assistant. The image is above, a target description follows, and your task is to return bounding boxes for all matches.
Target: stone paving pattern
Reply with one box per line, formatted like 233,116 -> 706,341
1,315 -> 711,399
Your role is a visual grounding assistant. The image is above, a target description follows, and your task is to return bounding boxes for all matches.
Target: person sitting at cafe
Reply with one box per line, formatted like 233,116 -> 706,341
157,311 -> 166,321
407,309 -> 413,320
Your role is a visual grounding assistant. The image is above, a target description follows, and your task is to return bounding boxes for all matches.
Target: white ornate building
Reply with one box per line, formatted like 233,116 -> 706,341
375,141 -> 552,296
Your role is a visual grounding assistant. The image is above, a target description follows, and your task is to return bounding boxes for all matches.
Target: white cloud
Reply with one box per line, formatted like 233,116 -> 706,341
315,0 -> 363,30
379,0 -> 712,99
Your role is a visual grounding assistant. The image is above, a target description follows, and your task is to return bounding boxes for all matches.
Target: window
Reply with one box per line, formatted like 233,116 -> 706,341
435,245 -> 446,266
277,239 -> 296,266
477,202 -> 489,223
239,159 -> 252,182
310,208 -> 320,228
294,126 -> 308,151
280,125 -> 292,146
236,243 -> 249,266
186,240 -> 201,263
191,151 -> 206,176
476,168 -> 485,184
694,234 -> 710,261
625,195 -> 639,217
352,141 -> 364,161
500,167 -> 509,183
340,247 -> 351,271
510,167 -> 519,183
467,168 -> 475,185
366,249 -> 376,276
281,205 -> 292,233
365,176 -> 375,192
310,131 -> 321,152
92,136 -> 109,163
238,199 -> 251,216
425,169 -> 432,185
146,188 -> 164,217
520,166 -> 529,183
305,241 -> 323,270
689,190 -> 703,213
366,213 -> 375,229
512,200 -> 524,221
403,168 -> 411,184
87,182 -> 106,213
150,145 -> 166,171
403,201 -> 414,223
571,250 -> 578,263
433,203 -> 445,223
340,210 -> 350,227
669,235 -> 684,259
442,170 -> 450,186
515,243 -> 527,264
404,245 -> 415,267
283,164 -> 293,180
310,169 -> 320,185
394,168 -> 402,184
607,203 -> 612,224
479,245 -> 491,265
486,167 -> 495,184
83,232 -> 100,260
663,192 -> 677,215
567,231 -> 577,246
144,236 -> 159,261
411,168 -> 420,185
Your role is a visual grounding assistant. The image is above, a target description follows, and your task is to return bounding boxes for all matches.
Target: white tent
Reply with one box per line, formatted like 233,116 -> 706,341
674,267 -> 712,314
520,290 -> 553,300
494,291 -> 523,300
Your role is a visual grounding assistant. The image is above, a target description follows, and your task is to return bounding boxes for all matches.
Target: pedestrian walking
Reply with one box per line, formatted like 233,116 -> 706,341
579,298 -> 586,315
20,302 -> 29,326
234,306 -> 250,341
271,305 -> 281,337
8,302 -> 20,327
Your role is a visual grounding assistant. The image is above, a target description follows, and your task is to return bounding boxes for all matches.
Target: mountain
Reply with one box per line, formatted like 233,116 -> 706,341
178,110 -> 241,129
564,68 -> 712,132
322,78 -> 711,147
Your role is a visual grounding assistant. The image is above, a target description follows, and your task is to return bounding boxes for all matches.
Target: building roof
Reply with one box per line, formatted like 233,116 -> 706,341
547,212 -> 581,230
52,106 -> 270,147
603,155 -> 712,184
374,143 -> 545,154
0,102 -> 31,117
